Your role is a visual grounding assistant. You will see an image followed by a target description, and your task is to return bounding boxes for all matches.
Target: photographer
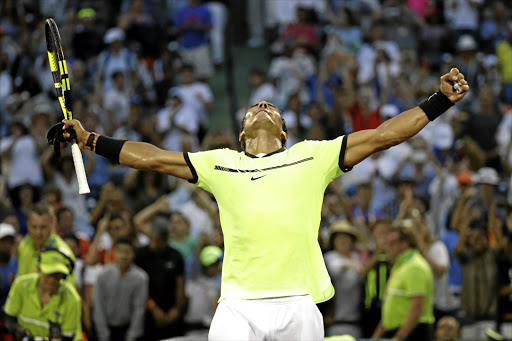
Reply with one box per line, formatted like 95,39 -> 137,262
3,247 -> 82,341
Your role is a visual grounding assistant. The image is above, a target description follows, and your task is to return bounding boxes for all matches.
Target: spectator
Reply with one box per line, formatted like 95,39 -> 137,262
444,0 -> 484,38
112,98 -> 143,143
361,218 -> 392,338
435,315 -> 460,341
247,68 -> 277,109
497,238 -> 512,337
96,27 -> 137,94
0,121 -> 44,189
170,64 -> 214,141
93,237 -> 148,341
0,223 -> 16,307
41,150 -> 95,237
279,6 -> 320,55
9,183 -> 39,236
72,8 -> 103,63
56,207 -> 91,256
323,220 -> 364,338
3,246 -> 82,341
155,90 -> 201,153
103,71 -> 131,132
496,22 -> 512,104
185,245 -> 222,333
172,0 -> 214,80
85,213 -> 132,266
372,219 -> 434,341
455,200 -> 505,339
135,216 -> 187,340
17,203 -> 74,278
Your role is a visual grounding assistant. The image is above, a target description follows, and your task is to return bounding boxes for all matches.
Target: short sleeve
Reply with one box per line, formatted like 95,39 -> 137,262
403,266 -> 430,297
61,288 -> 83,340
185,149 -> 226,192
304,135 -> 351,183
4,277 -> 22,316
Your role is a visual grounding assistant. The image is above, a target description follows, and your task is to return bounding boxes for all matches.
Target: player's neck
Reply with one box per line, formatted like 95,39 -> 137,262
244,133 -> 282,155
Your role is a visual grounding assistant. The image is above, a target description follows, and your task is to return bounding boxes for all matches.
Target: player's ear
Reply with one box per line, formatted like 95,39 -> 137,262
280,131 -> 288,146
239,131 -> 245,144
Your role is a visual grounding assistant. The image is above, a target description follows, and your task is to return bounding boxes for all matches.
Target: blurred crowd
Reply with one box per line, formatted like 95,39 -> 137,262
1,0 -> 512,340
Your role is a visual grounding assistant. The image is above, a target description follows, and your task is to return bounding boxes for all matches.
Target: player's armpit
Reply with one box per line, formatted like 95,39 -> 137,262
119,142 -> 194,180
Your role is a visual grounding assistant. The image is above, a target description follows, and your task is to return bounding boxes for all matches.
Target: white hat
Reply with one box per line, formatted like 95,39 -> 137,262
104,28 -> 125,44
380,104 -> 400,118
475,167 -> 500,185
432,124 -> 453,150
456,35 -> 477,52
0,223 -> 16,239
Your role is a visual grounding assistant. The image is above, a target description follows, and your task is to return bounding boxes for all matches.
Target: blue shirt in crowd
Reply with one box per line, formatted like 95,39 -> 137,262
174,4 -> 212,49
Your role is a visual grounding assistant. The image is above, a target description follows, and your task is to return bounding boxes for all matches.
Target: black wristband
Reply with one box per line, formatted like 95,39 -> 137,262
95,135 -> 127,164
86,133 -> 96,151
418,90 -> 454,121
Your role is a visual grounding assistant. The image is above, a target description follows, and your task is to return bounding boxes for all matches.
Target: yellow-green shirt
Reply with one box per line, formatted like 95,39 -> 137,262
4,273 -> 82,340
497,40 -> 512,83
17,233 -> 76,287
186,136 -> 349,303
382,249 -> 434,330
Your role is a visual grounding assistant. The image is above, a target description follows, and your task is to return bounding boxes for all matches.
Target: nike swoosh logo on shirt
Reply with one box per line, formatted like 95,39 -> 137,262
251,175 -> 266,181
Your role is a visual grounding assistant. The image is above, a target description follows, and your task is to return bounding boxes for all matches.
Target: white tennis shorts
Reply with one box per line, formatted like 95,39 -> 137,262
208,295 -> 324,341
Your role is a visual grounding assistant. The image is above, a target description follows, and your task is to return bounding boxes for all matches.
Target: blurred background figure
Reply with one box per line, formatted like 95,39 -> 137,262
435,315 -> 461,341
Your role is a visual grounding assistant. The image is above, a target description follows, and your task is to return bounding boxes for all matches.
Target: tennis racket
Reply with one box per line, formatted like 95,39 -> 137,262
45,18 -> 90,194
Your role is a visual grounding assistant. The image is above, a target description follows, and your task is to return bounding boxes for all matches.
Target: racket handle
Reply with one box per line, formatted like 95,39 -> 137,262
71,143 -> 91,194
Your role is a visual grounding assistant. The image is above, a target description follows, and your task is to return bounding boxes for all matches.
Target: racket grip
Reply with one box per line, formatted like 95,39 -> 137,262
71,143 -> 91,194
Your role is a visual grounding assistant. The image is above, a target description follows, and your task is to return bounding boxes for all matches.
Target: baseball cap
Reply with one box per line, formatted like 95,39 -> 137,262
77,8 -> 96,19
199,246 -> 223,267
0,223 -> 16,239
104,28 -> 125,44
475,167 -> 500,186
456,35 -> 477,52
39,248 -> 73,275
380,104 -> 400,118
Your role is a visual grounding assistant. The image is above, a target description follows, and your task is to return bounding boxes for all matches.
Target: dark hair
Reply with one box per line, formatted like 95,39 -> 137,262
44,186 -> 62,202
56,206 -> 73,221
239,110 -> 288,151
61,231 -> 79,244
250,67 -> 266,79
328,231 -> 356,251
181,63 -> 195,73
114,236 -> 135,249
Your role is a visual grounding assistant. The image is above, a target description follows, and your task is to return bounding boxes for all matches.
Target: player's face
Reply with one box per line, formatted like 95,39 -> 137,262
241,101 -> 284,139
28,213 -> 53,249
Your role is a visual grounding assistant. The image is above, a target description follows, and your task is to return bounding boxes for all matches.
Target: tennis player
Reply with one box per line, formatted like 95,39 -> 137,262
63,68 -> 469,340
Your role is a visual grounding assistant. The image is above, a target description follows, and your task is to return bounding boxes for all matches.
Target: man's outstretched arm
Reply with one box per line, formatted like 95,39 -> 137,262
62,121 -> 194,181
343,68 -> 469,168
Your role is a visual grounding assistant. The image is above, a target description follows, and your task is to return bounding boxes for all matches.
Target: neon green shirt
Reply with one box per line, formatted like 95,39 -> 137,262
4,273 -> 82,340
382,249 -> 434,330
17,233 -> 77,288
497,40 -> 512,83
186,136 -> 349,303
17,233 -> 74,277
